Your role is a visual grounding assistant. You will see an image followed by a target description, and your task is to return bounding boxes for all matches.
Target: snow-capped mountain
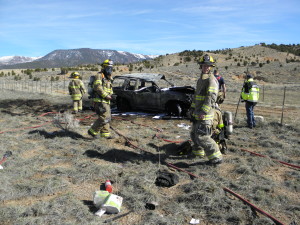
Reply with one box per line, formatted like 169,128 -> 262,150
35,48 -> 157,67
0,56 -> 40,66
0,48 -> 158,69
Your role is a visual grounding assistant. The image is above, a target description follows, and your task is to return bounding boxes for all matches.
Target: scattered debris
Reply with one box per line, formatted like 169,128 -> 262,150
145,201 -> 159,210
105,180 -> 113,193
155,169 -> 179,187
190,218 -> 200,224
93,191 -> 123,217
177,123 -> 191,130
254,115 -> 265,124
0,151 -> 12,169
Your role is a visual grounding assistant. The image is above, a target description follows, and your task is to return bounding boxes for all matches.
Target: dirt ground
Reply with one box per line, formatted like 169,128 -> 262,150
0,89 -> 299,225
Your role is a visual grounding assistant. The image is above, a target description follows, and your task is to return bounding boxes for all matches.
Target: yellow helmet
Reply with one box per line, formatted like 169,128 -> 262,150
198,54 -> 215,67
101,59 -> 114,68
70,72 -> 80,78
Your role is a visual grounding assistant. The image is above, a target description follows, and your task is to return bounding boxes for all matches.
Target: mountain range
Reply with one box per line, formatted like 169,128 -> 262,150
0,48 -> 158,69
0,56 -> 41,66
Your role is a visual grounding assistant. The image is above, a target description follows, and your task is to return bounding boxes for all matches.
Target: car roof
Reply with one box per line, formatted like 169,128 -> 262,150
114,73 -> 166,82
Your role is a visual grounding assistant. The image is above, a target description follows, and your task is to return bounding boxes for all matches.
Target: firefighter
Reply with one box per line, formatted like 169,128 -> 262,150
211,108 -> 227,154
214,69 -> 226,104
190,54 -> 223,164
241,74 -> 260,129
68,72 -> 86,114
88,59 -> 114,139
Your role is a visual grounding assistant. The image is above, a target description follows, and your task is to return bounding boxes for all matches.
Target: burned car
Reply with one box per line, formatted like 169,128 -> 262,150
112,73 -> 195,116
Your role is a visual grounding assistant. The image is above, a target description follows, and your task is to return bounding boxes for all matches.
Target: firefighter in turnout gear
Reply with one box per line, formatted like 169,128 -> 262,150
88,59 -> 114,139
214,69 -> 226,104
241,74 -> 260,129
211,107 -> 227,154
68,72 -> 86,114
190,54 -> 223,164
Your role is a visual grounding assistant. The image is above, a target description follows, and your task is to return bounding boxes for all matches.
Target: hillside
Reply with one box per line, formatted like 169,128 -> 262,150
144,45 -> 300,85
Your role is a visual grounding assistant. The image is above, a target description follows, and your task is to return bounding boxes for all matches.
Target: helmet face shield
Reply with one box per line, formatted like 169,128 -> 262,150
198,54 -> 215,67
103,66 -> 113,77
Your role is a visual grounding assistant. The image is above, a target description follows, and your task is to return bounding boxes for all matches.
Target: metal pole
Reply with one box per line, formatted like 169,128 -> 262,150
234,75 -> 248,121
263,85 -> 265,102
280,86 -> 286,125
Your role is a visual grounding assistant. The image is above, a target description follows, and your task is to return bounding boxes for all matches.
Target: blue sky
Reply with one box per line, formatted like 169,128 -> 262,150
0,0 -> 299,57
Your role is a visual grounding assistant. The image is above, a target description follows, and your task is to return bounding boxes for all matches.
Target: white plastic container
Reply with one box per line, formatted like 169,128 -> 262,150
101,193 -> 123,214
93,191 -> 123,215
93,190 -> 110,208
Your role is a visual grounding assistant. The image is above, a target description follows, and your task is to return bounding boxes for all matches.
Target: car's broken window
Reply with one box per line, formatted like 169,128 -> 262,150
138,81 -> 157,92
126,79 -> 138,90
112,78 -> 124,88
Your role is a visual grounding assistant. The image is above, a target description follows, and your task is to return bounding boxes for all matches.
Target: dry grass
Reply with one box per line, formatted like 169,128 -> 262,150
0,47 -> 300,224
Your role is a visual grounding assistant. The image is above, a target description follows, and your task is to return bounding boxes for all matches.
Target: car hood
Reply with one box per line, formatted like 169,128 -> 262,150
162,86 -> 195,94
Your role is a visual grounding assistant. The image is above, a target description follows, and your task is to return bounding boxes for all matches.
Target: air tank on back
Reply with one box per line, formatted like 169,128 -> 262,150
223,111 -> 233,136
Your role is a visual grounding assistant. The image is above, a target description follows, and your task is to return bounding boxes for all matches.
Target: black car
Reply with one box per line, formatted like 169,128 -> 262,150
112,73 -> 195,116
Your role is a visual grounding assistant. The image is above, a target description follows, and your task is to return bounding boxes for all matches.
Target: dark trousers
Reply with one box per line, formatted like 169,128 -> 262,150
245,101 -> 257,128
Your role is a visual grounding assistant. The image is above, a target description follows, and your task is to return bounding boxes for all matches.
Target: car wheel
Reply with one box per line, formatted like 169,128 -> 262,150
167,102 -> 183,116
116,97 -> 131,112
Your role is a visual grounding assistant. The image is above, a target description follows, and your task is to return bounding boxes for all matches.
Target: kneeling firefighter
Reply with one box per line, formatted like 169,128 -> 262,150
179,108 -> 233,157
88,59 -> 114,139
211,107 -> 233,154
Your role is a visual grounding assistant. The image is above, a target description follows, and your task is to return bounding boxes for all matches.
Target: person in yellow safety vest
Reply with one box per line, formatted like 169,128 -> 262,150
241,74 -> 260,129
88,59 -> 114,139
68,72 -> 86,114
189,54 -> 223,165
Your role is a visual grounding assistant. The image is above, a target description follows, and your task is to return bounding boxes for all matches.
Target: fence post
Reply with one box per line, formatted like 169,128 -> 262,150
262,85 -> 265,102
280,86 -> 286,125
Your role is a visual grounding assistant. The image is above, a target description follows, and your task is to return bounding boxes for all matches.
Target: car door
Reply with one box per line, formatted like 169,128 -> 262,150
134,80 -> 161,111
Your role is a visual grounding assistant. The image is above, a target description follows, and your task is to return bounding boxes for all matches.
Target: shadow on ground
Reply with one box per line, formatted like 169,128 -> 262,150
29,129 -> 87,140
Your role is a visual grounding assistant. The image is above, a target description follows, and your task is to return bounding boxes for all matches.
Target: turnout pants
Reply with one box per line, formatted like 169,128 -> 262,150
89,102 -> 111,137
190,121 -> 222,160
72,99 -> 83,112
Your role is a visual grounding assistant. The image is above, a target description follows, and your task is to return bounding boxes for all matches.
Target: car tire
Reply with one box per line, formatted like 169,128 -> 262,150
116,97 -> 131,112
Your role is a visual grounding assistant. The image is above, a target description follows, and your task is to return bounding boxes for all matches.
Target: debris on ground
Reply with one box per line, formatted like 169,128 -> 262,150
93,191 -> 123,217
155,169 -> 179,187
